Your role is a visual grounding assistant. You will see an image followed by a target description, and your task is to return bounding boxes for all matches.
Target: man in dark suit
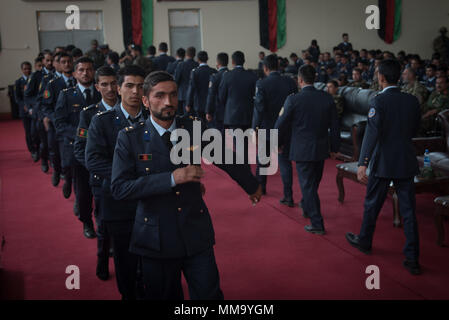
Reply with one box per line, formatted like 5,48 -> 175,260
42,52 -> 75,187
75,66 -> 119,281
174,47 -> 198,115
219,51 -> 258,164
24,50 -> 54,172
14,61 -> 35,158
345,59 -> 422,275
252,54 -> 298,199
206,52 -> 229,131
337,33 -> 353,53
154,42 -> 176,71
166,48 -> 185,75
55,57 -> 101,238
275,64 -> 340,235
185,51 -> 217,121
111,71 -> 262,300
86,65 -> 147,299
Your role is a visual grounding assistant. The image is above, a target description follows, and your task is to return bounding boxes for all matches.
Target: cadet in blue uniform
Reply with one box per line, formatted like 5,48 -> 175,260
174,47 -> 199,115
345,59 -> 422,275
252,54 -> 298,200
42,52 -> 75,187
205,52 -> 229,131
111,71 -> 263,300
153,42 -> 175,71
14,61 -> 34,158
275,65 -> 340,235
87,65 -> 147,299
166,48 -> 185,75
185,51 -> 217,121
75,66 -> 120,281
24,51 -> 54,172
55,57 -> 101,238
219,51 -> 258,164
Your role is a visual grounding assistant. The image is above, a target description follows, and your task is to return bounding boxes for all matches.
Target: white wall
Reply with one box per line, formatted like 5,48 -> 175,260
0,0 -> 123,88
1,0 -> 448,90
153,0 -> 449,69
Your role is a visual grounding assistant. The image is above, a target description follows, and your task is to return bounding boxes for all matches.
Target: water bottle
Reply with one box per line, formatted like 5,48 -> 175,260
424,149 -> 431,168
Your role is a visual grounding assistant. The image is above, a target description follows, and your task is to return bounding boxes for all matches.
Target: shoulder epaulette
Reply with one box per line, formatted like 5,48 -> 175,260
97,109 -> 115,117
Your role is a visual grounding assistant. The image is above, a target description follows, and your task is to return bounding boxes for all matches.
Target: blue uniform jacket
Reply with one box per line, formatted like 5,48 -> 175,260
275,86 -> 340,162
358,87 -> 421,179
110,116 -> 259,258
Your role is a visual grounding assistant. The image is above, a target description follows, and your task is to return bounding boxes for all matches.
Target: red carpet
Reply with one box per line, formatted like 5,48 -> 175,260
1,119 -> 448,300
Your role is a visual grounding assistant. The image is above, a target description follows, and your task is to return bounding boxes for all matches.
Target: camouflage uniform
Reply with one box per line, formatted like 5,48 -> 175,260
433,27 -> 449,63
348,80 -> 369,89
370,80 -> 380,92
333,95 -> 345,117
420,90 -> 449,136
401,81 -> 429,106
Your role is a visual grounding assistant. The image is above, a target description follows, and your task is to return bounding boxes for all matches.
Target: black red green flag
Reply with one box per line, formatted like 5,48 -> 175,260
121,0 -> 153,50
378,0 -> 402,44
259,0 -> 286,52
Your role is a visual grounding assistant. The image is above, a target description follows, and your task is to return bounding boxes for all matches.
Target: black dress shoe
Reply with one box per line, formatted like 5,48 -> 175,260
51,171 -> 60,187
345,232 -> 372,254
279,198 -> 294,207
83,223 -> 97,239
96,259 -> 110,281
41,161 -> 49,173
304,225 -> 326,235
403,260 -> 422,275
298,202 -> 310,218
62,181 -> 72,199
31,152 -> 40,162
73,201 -> 80,217
262,187 -> 267,195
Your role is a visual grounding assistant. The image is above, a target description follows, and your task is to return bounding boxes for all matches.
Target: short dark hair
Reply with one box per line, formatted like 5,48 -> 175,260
290,53 -> 298,58
426,64 -> 437,72
74,57 -> 94,70
117,65 -> 146,86
54,51 -> 64,62
107,51 -> 119,65
35,56 -> 43,64
197,51 -> 208,63
263,54 -> 278,71
437,75 -> 449,83
353,68 -> 362,74
176,48 -> 186,59
71,48 -> 83,58
21,61 -> 31,69
186,47 -> 196,58
65,44 -> 76,52
95,66 -> 117,83
378,59 -> 402,84
342,33 -> 348,37
158,42 -> 168,52
298,64 -> 316,84
232,51 -> 245,66
147,45 -> 156,55
131,44 -> 142,53
217,52 -> 228,66
143,71 -> 175,97
57,52 -> 71,62
327,80 -> 339,88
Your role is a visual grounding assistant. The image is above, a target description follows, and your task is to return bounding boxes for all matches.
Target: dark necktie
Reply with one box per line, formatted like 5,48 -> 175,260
129,115 -> 140,124
84,88 -> 91,104
67,79 -> 74,87
162,131 -> 173,151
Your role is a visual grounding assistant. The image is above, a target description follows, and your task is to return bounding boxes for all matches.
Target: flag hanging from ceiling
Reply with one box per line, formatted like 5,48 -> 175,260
378,0 -> 402,44
121,0 -> 153,51
259,0 -> 286,52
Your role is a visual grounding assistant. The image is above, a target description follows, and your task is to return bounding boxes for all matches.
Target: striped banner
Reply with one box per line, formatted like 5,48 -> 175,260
121,0 -> 153,50
378,0 -> 402,44
259,0 -> 286,52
